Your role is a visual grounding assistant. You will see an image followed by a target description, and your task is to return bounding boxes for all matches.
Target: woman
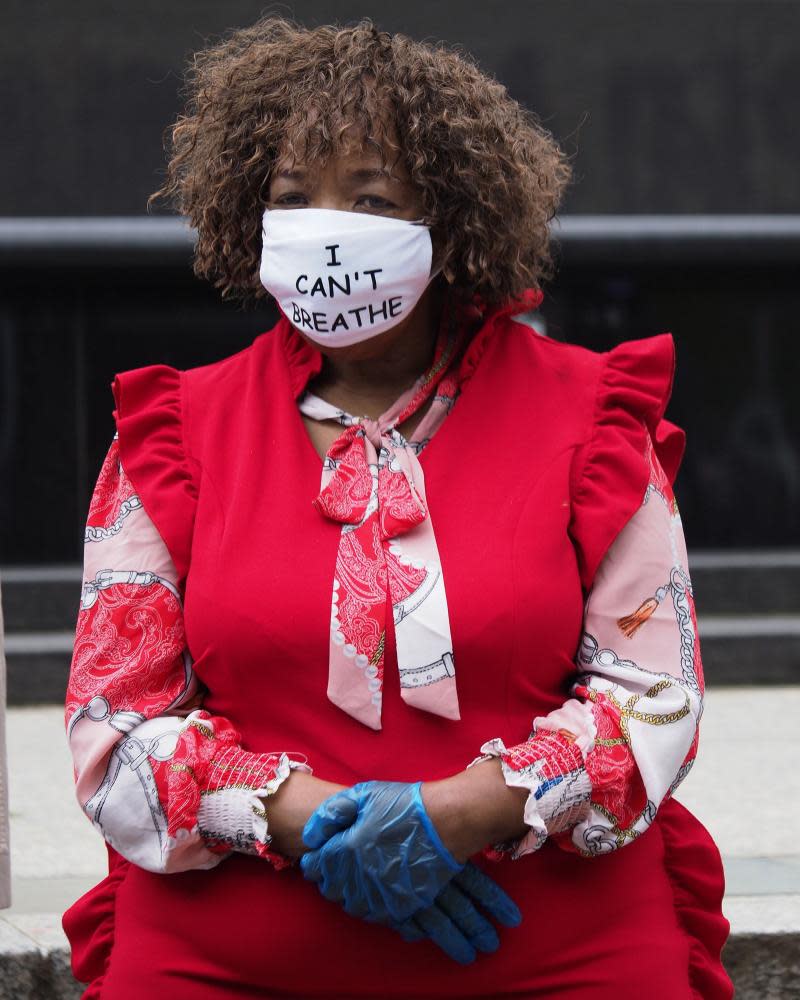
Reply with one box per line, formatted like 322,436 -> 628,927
63,16 -> 733,999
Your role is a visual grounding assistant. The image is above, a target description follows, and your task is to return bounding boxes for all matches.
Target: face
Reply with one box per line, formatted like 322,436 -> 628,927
265,137 -> 442,363
267,139 -> 425,221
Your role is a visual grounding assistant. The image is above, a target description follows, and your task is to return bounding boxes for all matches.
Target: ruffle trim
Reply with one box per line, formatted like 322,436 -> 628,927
569,333 -> 687,595
62,844 -> 130,997
658,798 -> 734,999
273,311 -> 325,398
468,732 -> 591,861
111,365 -> 199,585
195,752 -> 311,871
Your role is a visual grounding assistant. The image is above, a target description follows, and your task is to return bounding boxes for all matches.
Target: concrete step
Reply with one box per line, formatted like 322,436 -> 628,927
690,549 -> 800,616
695,615 -> 800,684
3,636 -> 72,705
0,567 -> 81,634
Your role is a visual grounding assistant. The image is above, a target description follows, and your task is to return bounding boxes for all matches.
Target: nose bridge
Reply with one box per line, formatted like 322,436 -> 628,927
313,182 -> 351,212
308,155 -> 354,211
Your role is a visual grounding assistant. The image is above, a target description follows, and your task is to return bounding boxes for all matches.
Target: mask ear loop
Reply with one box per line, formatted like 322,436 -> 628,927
408,216 -> 442,280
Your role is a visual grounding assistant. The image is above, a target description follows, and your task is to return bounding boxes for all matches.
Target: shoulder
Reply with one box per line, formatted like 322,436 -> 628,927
506,320 -> 676,413
506,318 -> 676,397
490,316 -> 677,442
111,320 -> 285,432
183,330 -> 273,394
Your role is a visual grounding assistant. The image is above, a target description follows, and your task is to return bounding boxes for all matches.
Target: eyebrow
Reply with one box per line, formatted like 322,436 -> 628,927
272,166 -> 402,183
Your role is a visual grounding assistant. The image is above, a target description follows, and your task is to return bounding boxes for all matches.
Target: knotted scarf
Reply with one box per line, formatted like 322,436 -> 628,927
298,303 -> 468,730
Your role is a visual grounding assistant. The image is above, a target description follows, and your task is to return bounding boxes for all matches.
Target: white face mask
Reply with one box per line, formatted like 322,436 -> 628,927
259,207 -> 439,347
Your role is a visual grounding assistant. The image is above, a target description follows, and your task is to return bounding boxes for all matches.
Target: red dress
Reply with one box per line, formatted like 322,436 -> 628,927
63,297 -> 733,998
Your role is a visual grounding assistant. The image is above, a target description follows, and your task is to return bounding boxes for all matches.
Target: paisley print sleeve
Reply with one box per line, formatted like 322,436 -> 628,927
470,430 -> 703,859
65,436 -> 311,873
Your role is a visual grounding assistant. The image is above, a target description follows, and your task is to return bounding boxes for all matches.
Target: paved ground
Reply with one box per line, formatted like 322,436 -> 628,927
3,687 -> 800,933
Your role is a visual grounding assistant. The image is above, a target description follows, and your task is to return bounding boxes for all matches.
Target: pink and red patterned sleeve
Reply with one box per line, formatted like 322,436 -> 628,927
65,436 -> 311,874
471,431 -> 704,859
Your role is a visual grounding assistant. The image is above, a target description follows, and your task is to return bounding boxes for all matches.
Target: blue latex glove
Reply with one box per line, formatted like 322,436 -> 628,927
300,780 -> 464,924
300,781 -> 464,924
390,862 -> 522,964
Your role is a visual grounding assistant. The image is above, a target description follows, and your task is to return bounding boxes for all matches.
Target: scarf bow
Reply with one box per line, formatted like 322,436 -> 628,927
301,314 -> 466,730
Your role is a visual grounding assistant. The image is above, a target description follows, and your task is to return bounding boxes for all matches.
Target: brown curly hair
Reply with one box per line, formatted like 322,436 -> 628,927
151,15 -> 573,306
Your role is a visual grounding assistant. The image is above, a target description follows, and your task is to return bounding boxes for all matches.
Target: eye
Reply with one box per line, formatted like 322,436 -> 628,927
356,195 -> 396,211
272,192 -> 308,207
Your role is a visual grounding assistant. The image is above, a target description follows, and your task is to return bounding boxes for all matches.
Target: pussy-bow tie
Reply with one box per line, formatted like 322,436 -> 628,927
299,320 -> 466,730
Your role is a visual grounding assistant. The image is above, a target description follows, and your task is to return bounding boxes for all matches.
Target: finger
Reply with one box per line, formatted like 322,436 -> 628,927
300,831 -> 351,895
299,848 -> 323,884
302,788 -> 360,849
454,862 -> 522,927
391,916 -> 426,943
435,882 -> 499,954
414,906 -> 476,965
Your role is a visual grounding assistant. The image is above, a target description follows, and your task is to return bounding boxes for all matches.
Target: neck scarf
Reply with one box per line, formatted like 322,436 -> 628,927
298,299 -> 468,730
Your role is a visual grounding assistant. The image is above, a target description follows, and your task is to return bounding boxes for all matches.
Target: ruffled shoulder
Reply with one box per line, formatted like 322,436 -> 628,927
111,364 -> 199,585
569,333 -> 686,594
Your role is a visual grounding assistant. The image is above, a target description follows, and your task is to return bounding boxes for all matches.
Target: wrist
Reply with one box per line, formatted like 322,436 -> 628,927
421,760 -> 529,864
261,771 -> 347,859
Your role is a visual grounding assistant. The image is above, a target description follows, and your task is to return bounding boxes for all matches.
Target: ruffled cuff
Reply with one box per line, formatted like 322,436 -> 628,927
196,748 -> 312,870
467,731 -> 592,860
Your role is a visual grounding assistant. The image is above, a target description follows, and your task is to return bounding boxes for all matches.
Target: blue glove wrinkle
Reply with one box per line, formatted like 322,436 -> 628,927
299,779 -> 468,925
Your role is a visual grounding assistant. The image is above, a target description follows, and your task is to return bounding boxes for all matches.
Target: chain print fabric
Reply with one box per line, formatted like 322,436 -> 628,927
65,435 -> 311,873
470,429 -> 704,860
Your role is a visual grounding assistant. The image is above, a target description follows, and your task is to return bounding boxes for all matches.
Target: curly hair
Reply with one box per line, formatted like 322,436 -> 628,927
151,16 -> 573,306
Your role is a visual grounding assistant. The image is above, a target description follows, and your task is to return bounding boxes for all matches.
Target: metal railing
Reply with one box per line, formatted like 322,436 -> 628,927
1,215 -> 799,267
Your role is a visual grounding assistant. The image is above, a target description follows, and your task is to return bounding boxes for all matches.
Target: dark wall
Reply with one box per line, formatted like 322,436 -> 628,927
3,255 -> 799,563
2,1 -> 799,564
3,0 -> 798,216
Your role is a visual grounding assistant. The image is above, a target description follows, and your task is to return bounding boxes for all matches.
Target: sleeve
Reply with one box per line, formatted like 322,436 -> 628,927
468,334 -> 703,859
66,366 -> 312,875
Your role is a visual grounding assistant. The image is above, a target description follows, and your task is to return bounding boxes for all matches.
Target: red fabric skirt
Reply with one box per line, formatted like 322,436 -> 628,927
63,798 -> 732,1000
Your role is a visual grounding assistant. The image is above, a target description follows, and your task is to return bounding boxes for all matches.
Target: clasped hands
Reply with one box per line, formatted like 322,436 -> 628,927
296,777 -> 523,964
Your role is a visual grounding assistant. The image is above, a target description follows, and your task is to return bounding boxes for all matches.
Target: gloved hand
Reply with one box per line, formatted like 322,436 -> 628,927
300,780 -> 464,924
300,781 -> 521,937
390,861 -> 522,964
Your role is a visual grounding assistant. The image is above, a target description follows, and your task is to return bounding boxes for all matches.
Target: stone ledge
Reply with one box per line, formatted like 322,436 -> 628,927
0,913 -> 80,1000
721,894 -> 800,999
